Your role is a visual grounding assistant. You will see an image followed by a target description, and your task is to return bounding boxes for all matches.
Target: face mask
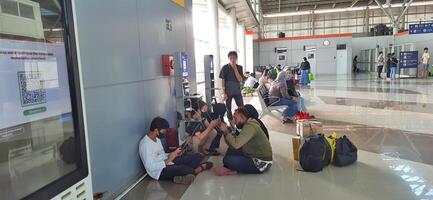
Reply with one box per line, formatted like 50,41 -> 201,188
236,123 -> 245,129
157,129 -> 167,138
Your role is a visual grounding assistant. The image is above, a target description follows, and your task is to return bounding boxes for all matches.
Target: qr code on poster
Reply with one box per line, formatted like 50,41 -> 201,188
17,72 -> 47,107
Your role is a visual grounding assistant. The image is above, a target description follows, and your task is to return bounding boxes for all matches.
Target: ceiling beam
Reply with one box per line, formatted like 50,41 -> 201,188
350,0 -> 361,7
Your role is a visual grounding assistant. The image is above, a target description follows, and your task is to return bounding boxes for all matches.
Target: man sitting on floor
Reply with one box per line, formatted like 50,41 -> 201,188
217,107 -> 273,174
185,110 -> 219,155
139,117 -> 213,185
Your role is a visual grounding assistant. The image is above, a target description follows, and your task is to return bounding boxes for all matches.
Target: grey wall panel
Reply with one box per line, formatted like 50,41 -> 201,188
74,0 -> 195,197
84,83 -> 146,194
75,0 -> 142,88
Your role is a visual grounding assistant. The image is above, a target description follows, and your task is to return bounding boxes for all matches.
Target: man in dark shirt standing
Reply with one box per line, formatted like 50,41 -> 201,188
219,51 -> 244,120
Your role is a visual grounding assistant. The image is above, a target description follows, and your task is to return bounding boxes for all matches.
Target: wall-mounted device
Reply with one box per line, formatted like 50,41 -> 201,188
0,0 -> 93,199
162,54 -> 174,76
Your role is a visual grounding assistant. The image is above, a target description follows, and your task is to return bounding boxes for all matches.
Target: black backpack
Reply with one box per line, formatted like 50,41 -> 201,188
333,136 -> 357,167
299,134 -> 332,172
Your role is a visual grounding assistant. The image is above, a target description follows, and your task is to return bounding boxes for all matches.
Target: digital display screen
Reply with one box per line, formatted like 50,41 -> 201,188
0,0 -> 87,199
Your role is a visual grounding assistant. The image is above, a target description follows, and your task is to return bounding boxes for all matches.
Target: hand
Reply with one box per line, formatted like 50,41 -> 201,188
223,93 -> 228,101
169,148 -> 181,160
209,119 -> 220,128
218,122 -> 229,133
292,97 -> 298,103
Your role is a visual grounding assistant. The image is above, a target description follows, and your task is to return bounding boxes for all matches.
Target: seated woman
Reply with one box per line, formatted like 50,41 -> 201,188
269,71 -> 299,123
259,69 -> 271,90
286,70 -> 307,112
217,107 -> 273,174
139,117 -> 213,185
185,110 -> 218,155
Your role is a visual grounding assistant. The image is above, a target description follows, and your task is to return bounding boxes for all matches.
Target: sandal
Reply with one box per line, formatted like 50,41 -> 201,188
198,161 -> 213,172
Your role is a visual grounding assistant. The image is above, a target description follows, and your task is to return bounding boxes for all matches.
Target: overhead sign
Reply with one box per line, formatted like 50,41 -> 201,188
171,0 -> 185,7
409,23 -> 433,34
399,51 -> 418,68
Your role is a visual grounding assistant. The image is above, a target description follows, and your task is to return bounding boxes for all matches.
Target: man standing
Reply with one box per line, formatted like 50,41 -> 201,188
377,52 -> 384,79
220,51 -> 244,120
421,48 -> 430,79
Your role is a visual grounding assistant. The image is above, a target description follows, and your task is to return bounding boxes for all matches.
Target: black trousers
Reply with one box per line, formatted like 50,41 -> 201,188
377,65 -> 383,78
386,67 -> 391,78
223,148 -> 261,174
226,94 -> 244,120
158,153 -> 203,180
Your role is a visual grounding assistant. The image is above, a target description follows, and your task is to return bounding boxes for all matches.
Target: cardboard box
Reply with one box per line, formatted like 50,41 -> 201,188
296,120 -> 323,138
292,137 -> 301,161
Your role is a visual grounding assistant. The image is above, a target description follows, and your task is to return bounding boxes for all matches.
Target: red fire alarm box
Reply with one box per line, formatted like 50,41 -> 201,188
162,54 -> 174,76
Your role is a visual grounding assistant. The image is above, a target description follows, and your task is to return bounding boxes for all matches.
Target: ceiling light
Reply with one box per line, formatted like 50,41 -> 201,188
263,11 -> 312,18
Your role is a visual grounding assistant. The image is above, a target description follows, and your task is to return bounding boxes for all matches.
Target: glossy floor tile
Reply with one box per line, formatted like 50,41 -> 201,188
180,131 -> 433,200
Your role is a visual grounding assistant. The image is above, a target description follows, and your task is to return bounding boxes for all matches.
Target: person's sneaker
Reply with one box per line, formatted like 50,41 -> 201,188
173,174 -> 195,185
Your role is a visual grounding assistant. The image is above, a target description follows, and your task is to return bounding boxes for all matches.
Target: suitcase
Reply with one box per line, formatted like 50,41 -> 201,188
166,128 -> 179,150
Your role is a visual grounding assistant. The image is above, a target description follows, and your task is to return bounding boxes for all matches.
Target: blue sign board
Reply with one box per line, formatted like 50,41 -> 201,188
181,53 -> 188,77
409,23 -> 433,34
399,51 -> 418,68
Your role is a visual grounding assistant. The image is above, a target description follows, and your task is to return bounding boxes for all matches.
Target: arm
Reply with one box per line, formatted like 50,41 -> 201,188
279,84 -> 293,100
232,65 -> 243,82
139,145 -> 166,172
224,123 -> 256,149
194,120 -> 218,140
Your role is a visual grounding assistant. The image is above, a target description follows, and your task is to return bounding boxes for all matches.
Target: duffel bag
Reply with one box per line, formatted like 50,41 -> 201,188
333,135 -> 357,167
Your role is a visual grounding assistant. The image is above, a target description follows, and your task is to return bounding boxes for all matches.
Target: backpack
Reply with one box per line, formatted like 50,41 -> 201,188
333,135 -> 357,167
299,134 -> 332,172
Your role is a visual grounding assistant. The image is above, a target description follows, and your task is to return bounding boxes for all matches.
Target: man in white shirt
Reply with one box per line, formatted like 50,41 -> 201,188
377,51 -> 385,79
139,117 -> 213,184
421,48 -> 430,79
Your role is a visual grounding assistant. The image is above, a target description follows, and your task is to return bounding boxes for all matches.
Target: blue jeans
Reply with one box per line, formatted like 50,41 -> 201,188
223,148 -> 261,174
300,69 -> 309,85
159,153 -> 204,180
298,96 -> 307,112
390,67 -> 397,78
273,98 -> 298,117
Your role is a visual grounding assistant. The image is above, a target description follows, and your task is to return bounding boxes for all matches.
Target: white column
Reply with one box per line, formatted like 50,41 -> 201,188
207,0 -> 221,96
241,26 -> 246,71
229,8 -> 237,51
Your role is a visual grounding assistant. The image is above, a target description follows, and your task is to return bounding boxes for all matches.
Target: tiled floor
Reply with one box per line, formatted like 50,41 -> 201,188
124,74 -> 433,200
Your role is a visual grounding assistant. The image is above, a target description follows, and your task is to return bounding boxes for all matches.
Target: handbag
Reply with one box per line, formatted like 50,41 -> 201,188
308,73 -> 314,81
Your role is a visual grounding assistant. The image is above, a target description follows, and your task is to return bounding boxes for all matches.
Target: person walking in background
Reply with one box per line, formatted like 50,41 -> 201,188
353,56 -> 359,73
390,53 -> 398,80
386,53 -> 392,80
299,57 -> 310,86
377,52 -> 385,79
220,51 -> 244,121
421,48 -> 430,79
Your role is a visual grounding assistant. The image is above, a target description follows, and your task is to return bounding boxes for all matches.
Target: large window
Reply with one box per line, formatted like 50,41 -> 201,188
0,0 -> 88,199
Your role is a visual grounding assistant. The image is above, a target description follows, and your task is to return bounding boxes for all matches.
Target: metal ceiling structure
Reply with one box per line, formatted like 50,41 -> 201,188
261,0 -> 425,14
219,0 -> 261,30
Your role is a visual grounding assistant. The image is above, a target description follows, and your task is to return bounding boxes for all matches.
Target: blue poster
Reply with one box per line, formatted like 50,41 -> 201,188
399,51 -> 418,68
409,23 -> 433,34
181,52 -> 188,77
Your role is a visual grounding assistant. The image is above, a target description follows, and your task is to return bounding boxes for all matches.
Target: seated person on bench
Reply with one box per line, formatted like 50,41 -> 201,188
139,117 -> 213,185
185,110 -> 219,155
217,107 -> 273,174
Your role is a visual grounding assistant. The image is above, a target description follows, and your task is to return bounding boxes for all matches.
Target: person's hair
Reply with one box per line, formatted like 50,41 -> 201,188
228,51 -> 238,58
149,117 -> 169,132
195,100 -> 207,111
391,53 -> 395,56
379,51 -> 383,54
425,48 -> 429,51
190,110 -> 199,117
303,57 -> 307,61
235,107 -> 250,119
263,69 -> 269,77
